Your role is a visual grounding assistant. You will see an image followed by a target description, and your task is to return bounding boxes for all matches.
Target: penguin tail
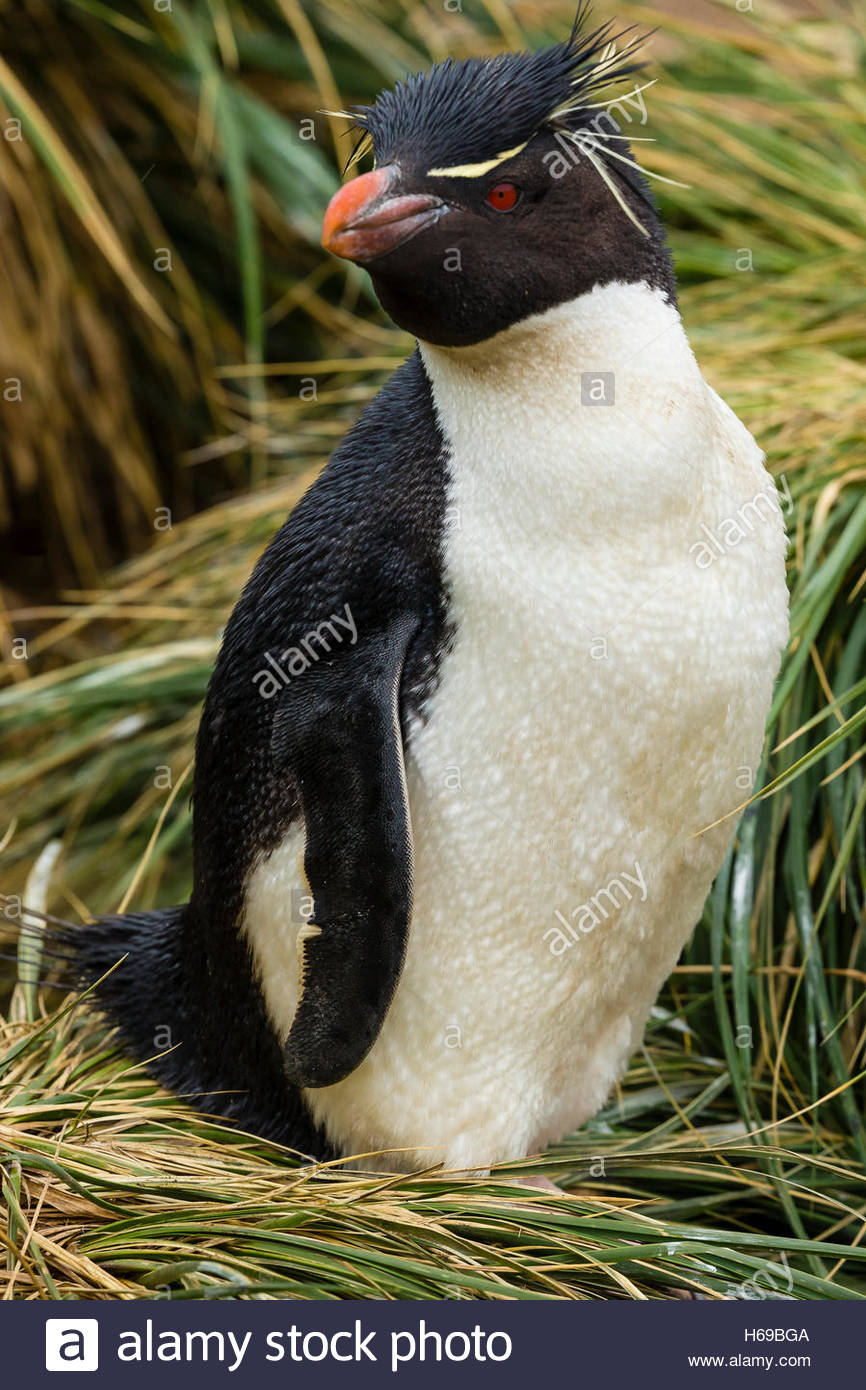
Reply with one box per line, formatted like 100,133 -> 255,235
4,897 -> 190,1090
68,905 -> 191,1090
2,896 -> 332,1158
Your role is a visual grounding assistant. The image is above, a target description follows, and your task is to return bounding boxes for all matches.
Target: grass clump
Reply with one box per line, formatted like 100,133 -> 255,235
0,1 -> 865,1299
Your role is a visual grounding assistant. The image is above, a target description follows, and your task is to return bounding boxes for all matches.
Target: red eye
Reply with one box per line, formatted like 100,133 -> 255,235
485,181 -> 520,211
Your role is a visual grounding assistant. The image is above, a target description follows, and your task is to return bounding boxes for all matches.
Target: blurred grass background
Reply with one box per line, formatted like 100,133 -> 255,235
1,0 -> 865,1299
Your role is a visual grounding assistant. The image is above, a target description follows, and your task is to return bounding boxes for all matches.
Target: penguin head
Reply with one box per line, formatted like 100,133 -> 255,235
321,7 -> 677,348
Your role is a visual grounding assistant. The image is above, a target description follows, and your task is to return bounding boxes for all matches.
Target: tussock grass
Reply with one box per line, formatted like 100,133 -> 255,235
1,1 -> 865,1299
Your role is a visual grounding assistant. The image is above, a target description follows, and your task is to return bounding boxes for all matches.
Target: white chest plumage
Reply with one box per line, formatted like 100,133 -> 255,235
244,283 -> 789,1172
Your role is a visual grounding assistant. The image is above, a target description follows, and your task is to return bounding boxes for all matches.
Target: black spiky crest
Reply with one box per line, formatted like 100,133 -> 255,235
345,5 -> 648,174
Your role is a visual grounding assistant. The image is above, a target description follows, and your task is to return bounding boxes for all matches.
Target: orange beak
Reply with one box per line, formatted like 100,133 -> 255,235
322,166 -> 443,264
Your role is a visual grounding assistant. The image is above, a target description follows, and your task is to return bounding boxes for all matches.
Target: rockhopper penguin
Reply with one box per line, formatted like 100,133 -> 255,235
54,11 -> 789,1170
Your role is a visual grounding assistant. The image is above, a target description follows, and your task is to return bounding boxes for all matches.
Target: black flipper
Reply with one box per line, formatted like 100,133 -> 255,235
273,620 -> 416,1089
